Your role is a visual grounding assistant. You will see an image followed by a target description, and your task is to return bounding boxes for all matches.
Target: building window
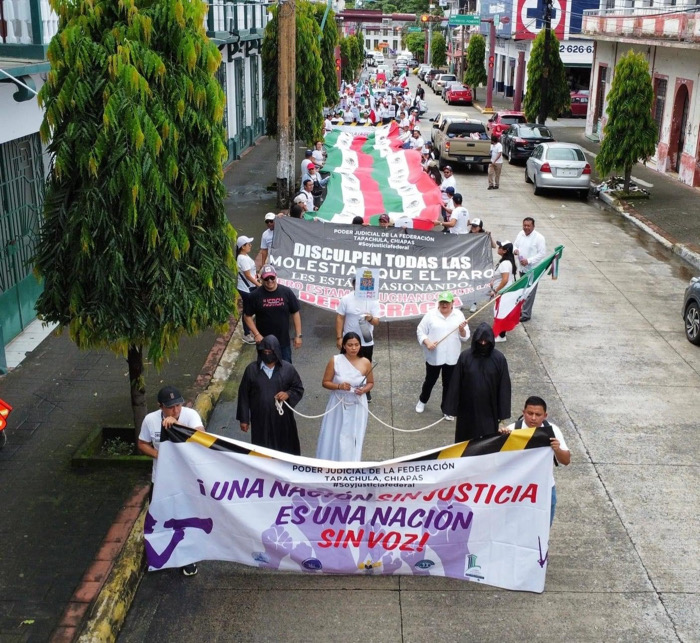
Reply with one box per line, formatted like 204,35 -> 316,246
653,78 -> 667,143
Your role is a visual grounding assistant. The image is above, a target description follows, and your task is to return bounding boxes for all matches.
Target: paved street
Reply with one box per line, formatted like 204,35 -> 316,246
119,76 -> 700,642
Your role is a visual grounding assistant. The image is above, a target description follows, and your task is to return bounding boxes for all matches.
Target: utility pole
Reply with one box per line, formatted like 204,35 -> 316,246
537,0 -> 553,125
482,17 -> 495,113
276,0 -> 296,209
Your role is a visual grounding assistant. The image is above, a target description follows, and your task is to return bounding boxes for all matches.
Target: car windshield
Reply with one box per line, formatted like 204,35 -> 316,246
519,126 -> 552,138
502,115 -> 527,124
441,75 -> 456,82
449,84 -> 465,91
447,122 -> 487,137
546,147 -> 585,161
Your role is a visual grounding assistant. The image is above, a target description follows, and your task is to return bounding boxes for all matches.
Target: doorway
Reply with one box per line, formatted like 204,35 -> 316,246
668,83 -> 690,173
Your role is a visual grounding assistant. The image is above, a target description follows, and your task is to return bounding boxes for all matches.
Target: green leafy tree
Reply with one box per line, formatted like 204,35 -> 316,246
596,50 -> 657,193
34,0 -> 236,432
405,32 -> 425,62
430,32 -> 446,68
349,33 -> 364,76
311,3 -> 340,108
263,1 -> 324,143
464,33 -> 487,101
523,30 -> 569,124
339,36 -> 353,83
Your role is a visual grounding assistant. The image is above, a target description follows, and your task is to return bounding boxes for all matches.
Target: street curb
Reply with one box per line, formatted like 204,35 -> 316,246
54,323 -> 250,642
597,191 -> 700,272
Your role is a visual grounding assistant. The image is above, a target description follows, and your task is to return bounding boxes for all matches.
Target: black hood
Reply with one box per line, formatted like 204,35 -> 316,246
471,322 -> 495,357
257,335 -> 284,364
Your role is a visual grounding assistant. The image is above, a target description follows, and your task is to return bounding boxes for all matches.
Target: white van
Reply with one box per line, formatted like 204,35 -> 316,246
374,52 -> 385,65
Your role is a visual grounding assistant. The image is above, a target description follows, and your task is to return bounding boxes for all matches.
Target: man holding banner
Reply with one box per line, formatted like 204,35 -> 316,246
514,218 -> 547,322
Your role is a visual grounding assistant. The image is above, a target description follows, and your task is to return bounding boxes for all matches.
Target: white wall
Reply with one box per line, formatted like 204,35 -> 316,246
0,75 -> 45,145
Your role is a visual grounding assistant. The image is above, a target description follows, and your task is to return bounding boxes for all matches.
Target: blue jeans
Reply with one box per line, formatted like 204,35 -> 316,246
281,344 -> 292,364
550,486 -> 557,526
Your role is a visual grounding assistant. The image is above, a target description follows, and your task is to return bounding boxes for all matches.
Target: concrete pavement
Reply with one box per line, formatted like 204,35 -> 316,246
119,79 -> 700,641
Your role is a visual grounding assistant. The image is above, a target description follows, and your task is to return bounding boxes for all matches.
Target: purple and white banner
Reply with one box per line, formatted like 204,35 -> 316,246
145,427 -> 554,592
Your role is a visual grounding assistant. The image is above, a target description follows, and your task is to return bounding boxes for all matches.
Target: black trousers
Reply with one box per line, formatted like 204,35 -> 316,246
419,362 -> 455,411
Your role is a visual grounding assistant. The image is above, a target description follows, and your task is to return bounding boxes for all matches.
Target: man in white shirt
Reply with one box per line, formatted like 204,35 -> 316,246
499,395 -> 570,526
439,193 -> 469,233
311,141 -> 325,168
440,165 -> 456,202
301,150 -> 314,177
415,291 -> 470,419
336,281 -> 381,401
513,217 -> 547,322
300,179 -> 316,212
138,385 -> 205,576
410,129 -> 424,150
260,212 -> 277,265
488,134 -> 503,190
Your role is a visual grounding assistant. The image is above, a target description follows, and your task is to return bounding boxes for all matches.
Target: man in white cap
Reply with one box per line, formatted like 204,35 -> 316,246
260,213 -> 277,266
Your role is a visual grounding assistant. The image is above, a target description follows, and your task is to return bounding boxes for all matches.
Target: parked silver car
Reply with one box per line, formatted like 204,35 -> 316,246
525,142 -> 591,198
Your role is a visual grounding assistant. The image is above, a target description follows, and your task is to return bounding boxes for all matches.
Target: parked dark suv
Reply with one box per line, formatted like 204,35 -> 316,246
683,277 -> 700,345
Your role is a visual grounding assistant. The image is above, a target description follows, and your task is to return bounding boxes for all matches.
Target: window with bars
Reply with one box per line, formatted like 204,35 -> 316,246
653,78 -> 667,143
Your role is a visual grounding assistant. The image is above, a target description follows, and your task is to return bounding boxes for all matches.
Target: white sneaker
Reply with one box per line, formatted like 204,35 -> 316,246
494,335 -> 507,343
469,303 -> 477,313
415,401 -> 425,413
443,415 -> 454,421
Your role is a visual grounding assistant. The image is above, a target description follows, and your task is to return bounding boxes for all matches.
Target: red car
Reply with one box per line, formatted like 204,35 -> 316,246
486,111 -> 526,138
568,91 -> 589,117
445,83 -> 473,105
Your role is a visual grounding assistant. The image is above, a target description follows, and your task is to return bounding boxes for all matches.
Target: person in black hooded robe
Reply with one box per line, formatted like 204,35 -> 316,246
443,322 -> 511,442
236,335 -> 304,455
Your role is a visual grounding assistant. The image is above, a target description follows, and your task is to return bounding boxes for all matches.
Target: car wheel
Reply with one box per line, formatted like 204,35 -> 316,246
525,167 -> 532,183
482,164 -> 489,173
685,301 -> 700,345
533,176 -> 542,196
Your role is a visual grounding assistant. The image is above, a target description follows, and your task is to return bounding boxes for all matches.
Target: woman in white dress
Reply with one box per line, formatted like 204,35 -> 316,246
491,240 -> 517,343
316,332 -> 374,462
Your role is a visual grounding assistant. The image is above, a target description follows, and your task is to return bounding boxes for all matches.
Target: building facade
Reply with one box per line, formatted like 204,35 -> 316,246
0,0 -> 266,369
478,0 -> 598,100
581,0 -> 700,187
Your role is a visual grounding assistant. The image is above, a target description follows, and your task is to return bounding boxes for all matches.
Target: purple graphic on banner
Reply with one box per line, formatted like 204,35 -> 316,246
144,512 -> 214,569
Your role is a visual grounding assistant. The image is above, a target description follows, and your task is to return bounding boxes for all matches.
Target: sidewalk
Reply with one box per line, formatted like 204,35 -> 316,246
474,92 -> 700,271
0,137 -> 281,643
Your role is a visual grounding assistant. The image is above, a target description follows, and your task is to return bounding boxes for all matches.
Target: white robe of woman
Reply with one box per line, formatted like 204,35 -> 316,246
316,354 -> 369,462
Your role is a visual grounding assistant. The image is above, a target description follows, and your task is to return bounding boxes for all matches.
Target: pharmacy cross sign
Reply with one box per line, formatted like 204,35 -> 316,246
526,0 -> 556,28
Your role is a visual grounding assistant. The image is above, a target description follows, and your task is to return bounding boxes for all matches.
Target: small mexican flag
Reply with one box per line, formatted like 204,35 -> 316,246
492,246 -> 564,336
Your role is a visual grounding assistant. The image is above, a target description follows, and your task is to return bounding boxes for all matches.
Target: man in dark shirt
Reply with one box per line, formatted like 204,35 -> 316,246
243,265 -> 303,363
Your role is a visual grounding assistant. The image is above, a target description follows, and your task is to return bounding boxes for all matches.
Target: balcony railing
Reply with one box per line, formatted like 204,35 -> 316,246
206,1 -> 270,35
0,0 -> 58,45
0,1 -> 268,50
582,5 -> 700,42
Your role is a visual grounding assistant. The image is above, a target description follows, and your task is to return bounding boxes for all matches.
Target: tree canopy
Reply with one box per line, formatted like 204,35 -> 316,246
405,32 -> 425,62
464,34 -> 487,100
263,1 -> 324,143
431,32 -> 446,68
523,30 -> 569,124
596,50 -> 657,193
35,0 -> 236,428
311,3 -> 340,108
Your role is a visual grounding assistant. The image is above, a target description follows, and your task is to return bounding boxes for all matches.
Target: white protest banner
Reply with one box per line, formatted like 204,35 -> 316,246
269,217 -> 494,319
145,426 -> 555,592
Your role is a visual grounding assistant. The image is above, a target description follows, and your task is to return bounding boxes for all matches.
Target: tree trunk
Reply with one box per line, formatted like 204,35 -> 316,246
127,344 -> 147,447
623,165 -> 632,193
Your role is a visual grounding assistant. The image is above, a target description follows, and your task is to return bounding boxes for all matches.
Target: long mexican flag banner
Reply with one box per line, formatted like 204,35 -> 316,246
313,123 -> 443,230
493,245 -> 564,336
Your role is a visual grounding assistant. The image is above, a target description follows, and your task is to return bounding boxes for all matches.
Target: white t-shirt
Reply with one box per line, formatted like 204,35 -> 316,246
139,407 -> 203,481
301,158 -> 314,176
338,293 -> 381,347
237,254 -> 257,293
514,229 -> 547,273
491,142 -> 503,164
498,260 -> 515,289
312,149 -> 324,165
261,227 -> 274,252
449,206 -> 470,234
506,421 -> 568,487
441,174 -> 456,194
411,136 -> 424,149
